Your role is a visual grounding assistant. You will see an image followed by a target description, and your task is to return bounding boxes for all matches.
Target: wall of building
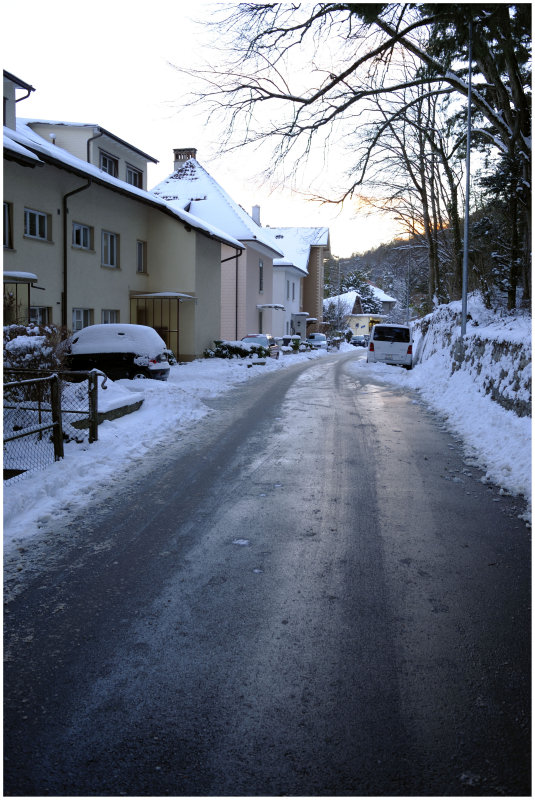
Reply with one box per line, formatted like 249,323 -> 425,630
4,157 -> 224,358
244,246 -> 274,335
28,123 -> 149,188
220,244 -> 242,341
192,232 -> 223,358
3,76 -> 17,129
302,246 -> 325,324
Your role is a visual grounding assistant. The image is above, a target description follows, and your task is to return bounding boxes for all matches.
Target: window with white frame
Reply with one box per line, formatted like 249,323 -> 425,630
101,230 -> 119,267
259,259 -> 264,292
101,309 -> 119,324
292,282 -> 295,301
72,308 -> 92,331
30,306 -> 51,325
126,165 -> 143,188
286,280 -> 290,300
136,240 -> 147,273
24,207 -> 49,240
4,202 -> 13,248
99,150 -> 119,177
72,222 -> 93,250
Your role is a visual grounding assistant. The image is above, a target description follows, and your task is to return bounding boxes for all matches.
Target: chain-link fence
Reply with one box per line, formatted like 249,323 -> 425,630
3,369 -> 101,483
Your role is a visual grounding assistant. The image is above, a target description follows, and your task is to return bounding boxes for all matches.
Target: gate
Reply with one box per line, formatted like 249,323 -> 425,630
3,370 -> 101,482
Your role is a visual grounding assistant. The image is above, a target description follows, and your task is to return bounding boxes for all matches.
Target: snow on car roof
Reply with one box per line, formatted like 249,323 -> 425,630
70,324 -> 166,355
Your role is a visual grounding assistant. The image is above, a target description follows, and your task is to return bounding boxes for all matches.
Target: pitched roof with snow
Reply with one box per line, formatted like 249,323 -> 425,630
267,226 -> 330,275
151,159 -> 283,257
3,122 -> 243,250
324,286 -> 397,310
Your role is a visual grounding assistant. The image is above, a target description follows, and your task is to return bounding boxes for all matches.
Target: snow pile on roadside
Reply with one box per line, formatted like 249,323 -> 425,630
3,350 -> 327,552
347,296 -> 531,517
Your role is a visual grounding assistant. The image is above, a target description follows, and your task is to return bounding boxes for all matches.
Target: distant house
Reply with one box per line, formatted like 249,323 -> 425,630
324,286 -> 397,334
3,71 -> 241,360
152,150 -> 285,340
267,225 -> 330,338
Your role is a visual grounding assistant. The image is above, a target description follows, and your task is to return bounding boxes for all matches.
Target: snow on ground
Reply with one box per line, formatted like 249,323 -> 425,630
4,305 -> 531,555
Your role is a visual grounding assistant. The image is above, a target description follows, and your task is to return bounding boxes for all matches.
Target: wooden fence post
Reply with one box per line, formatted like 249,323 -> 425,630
50,375 -> 64,461
88,371 -> 99,443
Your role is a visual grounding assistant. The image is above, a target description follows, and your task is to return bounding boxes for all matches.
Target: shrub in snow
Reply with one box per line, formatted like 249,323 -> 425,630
203,340 -> 270,359
4,324 -> 69,372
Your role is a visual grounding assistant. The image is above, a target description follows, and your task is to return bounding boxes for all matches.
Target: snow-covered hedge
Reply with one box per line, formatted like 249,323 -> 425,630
203,340 -> 270,359
4,324 -> 69,371
412,296 -> 531,418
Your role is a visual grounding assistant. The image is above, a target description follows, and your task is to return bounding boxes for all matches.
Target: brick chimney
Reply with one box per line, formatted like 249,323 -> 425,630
173,148 -> 197,169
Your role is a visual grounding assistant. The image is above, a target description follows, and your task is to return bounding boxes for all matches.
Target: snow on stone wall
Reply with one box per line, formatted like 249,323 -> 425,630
412,298 -> 531,419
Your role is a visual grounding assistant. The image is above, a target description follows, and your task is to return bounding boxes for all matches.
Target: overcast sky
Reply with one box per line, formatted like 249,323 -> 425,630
3,0 -> 402,257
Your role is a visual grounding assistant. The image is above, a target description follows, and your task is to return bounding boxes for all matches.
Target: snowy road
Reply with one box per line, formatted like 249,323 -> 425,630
4,351 -> 530,795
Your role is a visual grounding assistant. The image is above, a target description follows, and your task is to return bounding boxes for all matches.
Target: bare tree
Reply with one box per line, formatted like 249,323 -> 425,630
177,3 -> 530,305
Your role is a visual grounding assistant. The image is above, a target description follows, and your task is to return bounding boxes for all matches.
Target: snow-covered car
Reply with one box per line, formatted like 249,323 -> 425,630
351,335 -> 367,347
306,333 -> 328,350
67,324 -> 171,380
367,323 -> 413,369
241,334 -> 280,358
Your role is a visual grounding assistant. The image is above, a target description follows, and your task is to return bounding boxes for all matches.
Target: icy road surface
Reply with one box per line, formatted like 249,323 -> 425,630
4,351 -> 530,795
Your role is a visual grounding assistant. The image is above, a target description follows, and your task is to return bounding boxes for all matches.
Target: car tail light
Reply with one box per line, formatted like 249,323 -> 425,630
369,342 -> 374,351
407,345 -> 413,354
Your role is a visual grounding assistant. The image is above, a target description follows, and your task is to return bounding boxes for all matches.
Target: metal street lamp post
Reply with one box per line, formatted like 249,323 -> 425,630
461,19 -> 473,336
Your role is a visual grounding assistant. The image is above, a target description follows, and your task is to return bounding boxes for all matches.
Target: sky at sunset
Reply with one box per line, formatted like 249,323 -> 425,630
3,0 -> 403,257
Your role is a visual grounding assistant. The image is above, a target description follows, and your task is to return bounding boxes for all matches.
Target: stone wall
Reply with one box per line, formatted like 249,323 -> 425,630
412,305 -> 531,418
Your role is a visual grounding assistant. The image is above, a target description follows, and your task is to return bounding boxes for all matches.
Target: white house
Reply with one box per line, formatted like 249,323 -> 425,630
3,72 -> 242,360
267,225 -> 330,337
324,286 -> 397,335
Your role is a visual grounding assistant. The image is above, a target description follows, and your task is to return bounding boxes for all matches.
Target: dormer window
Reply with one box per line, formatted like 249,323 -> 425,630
126,164 -> 143,188
100,150 -> 118,177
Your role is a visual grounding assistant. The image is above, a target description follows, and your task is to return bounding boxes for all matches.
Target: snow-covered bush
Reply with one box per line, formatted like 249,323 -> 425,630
203,340 -> 270,359
3,324 -> 69,371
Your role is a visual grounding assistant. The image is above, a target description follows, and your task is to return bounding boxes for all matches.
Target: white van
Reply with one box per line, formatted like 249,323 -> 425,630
367,324 -> 413,369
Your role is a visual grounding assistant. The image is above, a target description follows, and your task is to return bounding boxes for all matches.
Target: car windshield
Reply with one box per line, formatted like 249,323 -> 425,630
243,336 -> 268,345
373,326 -> 410,343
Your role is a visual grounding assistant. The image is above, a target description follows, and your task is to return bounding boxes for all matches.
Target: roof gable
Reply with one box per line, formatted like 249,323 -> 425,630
268,226 -> 330,274
151,159 -> 283,257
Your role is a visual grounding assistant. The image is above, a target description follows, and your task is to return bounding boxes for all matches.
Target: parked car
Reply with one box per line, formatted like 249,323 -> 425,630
306,332 -> 328,350
367,323 -> 413,369
67,324 -> 171,380
241,334 -> 280,358
351,335 -> 367,347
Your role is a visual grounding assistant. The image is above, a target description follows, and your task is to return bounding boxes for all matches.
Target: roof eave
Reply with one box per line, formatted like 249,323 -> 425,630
8,143 -> 240,250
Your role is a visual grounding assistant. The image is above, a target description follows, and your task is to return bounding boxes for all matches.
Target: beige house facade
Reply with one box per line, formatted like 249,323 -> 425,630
152,158 -> 331,342
152,151 -> 285,342
3,71 -> 241,361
